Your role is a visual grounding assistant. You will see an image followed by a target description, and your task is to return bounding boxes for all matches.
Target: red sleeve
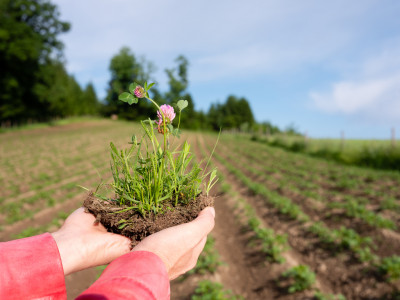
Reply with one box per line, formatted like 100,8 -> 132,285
0,233 -> 67,300
76,251 -> 170,300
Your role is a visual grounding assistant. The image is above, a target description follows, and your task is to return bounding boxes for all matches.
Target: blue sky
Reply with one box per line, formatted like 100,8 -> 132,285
53,0 -> 400,139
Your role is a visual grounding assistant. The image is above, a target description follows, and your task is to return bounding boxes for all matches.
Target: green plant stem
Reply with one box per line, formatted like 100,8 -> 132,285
145,96 -> 168,207
145,96 -> 167,154
177,110 -> 182,131
170,109 -> 182,147
201,129 -> 221,179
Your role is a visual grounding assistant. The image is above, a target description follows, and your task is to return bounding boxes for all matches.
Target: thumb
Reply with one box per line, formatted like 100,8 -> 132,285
187,206 -> 215,237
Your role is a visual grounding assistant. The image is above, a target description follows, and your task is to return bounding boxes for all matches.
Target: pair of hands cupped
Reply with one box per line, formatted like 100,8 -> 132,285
51,206 -> 215,280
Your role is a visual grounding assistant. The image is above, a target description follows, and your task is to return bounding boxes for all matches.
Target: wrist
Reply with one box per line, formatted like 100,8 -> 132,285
51,230 -> 86,276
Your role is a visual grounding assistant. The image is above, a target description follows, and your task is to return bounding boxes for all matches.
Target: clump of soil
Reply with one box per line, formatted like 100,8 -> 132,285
83,193 -> 214,247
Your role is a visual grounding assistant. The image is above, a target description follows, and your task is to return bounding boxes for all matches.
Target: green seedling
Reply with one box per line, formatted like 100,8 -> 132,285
282,265 -> 316,293
314,290 -> 346,300
308,222 -> 378,263
244,204 -> 288,263
378,256 -> 400,281
191,280 -> 243,300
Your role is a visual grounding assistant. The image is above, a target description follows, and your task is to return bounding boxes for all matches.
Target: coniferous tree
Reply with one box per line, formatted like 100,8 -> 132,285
81,83 -> 99,115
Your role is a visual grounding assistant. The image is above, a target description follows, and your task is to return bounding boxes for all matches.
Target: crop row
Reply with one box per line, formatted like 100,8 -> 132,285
202,135 -> 400,287
0,120 -> 144,229
200,137 -> 348,299
214,150 -> 309,222
0,123 -> 136,193
12,210 -> 71,239
198,137 -> 289,264
217,138 -> 399,230
0,152 -> 108,202
249,143 -> 394,197
0,121 -> 132,164
0,165 -> 110,227
223,135 -> 400,200
309,221 -> 400,281
219,173 -> 289,264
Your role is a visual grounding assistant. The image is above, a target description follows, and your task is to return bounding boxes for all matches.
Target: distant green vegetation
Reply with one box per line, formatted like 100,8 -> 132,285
103,47 -> 257,131
0,0 -> 98,126
249,134 -> 400,171
0,0 -> 258,133
0,1 -> 276,135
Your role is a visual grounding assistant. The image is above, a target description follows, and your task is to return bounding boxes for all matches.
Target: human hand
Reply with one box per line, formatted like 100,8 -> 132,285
132,206 -> 215,280
51,208 -> 131,276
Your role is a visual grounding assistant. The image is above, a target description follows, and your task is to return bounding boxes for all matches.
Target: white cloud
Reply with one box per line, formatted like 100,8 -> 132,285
310,40 -> 400,124
311,75 -> 400,113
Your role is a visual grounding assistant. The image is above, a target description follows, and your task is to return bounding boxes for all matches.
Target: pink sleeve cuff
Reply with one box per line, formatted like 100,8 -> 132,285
77,251 -> 170,300
0,233 -> 66,300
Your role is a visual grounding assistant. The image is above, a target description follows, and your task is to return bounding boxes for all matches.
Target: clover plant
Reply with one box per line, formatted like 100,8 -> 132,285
96,82 -> 218,216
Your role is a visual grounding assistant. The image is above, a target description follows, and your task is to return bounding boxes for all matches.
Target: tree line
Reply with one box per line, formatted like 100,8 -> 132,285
0,0 -> 284,134
0,0 -> 98,125
103,47 -> 261,131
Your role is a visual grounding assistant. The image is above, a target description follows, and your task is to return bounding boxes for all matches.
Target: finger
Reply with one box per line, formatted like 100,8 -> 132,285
168,207 -> 215,244
63,207 -> 92,225
133,206 -> 215,253
199,206 -> 216,218
185,207 -> 215,237
102,233 -> 132,260
154,206 -> 215,241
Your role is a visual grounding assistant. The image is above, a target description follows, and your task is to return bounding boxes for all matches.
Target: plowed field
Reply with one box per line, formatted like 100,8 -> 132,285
1,120 -> 399,299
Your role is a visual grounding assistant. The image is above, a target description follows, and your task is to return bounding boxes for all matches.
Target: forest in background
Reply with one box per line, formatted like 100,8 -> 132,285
0,0 -> 98,124
0,0 -> 286,134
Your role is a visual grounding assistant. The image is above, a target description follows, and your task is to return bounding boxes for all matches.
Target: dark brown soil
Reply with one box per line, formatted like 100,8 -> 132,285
83,193 -> 214,247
